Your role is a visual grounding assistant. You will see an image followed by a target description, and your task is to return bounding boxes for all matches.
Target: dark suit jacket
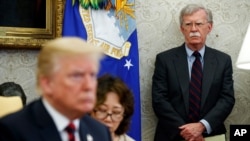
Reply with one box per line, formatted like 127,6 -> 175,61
152,44 -> 235,141
0,99 -> 112,141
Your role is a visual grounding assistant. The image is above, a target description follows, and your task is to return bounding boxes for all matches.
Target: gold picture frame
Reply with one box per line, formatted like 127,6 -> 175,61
0,0 -> 64,49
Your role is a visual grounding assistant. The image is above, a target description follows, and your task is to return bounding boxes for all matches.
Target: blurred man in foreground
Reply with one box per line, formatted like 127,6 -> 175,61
0,37 -> 112,141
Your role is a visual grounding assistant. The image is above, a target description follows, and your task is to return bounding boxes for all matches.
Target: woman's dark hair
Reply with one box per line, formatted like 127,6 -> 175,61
96,74 -> 134,135
0,82 -> 26,105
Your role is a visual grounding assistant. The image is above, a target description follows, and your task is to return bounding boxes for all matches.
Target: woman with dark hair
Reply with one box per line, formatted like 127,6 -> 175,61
91,74 -> 135,141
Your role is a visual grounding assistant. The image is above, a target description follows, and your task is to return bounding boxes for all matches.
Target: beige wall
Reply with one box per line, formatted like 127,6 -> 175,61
1,0 -> 250,140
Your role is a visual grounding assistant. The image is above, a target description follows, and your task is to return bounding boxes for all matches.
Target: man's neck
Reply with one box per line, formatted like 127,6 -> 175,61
186,43 -> 205,51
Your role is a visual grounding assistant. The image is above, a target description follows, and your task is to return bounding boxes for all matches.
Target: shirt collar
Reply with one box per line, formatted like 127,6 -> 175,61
42,98 -> 80,132
185,44 -> 205,58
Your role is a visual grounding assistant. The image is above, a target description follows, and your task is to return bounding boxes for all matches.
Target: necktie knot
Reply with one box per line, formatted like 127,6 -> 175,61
65,122 -> 76,141
193,51 -> 201,58
65,122 -> 76,132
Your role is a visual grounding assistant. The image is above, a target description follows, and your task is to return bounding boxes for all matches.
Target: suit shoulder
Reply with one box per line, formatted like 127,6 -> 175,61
156,46 -> 184,57
82,115 -> 108,129
206,47 -> 231,59
0,101 -> 35,124
82,115 -> 111,140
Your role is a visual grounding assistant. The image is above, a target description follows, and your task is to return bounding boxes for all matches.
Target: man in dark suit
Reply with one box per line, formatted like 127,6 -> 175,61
152,4 -> 235,141
0,37 -> 112,141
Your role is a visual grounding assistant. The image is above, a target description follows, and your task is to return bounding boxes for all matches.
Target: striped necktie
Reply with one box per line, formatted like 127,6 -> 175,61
65,122 -> 76,141
188,51 -> 202,122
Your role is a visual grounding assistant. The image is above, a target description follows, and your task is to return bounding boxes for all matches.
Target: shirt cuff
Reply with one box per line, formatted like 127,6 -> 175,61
200,119 -> 212,134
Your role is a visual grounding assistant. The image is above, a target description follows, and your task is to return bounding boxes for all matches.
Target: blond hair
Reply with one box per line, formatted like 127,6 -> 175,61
36,37 -> 103,90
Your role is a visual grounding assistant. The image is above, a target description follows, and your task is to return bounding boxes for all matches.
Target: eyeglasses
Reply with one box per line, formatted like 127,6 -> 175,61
182,21 -> 208,29
94,108 -> 124,122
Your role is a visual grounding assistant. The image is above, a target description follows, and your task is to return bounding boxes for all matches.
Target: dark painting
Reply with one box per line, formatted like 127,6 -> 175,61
0,0 -> 46,28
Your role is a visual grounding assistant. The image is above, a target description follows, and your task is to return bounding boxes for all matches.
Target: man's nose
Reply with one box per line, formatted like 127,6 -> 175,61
191,24 -> 198,30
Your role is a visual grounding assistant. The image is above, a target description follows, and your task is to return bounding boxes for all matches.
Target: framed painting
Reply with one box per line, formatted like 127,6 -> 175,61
0,0 -> 64,49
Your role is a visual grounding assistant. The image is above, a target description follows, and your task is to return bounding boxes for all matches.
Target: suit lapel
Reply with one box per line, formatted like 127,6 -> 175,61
201,47 -> 217,109
175,46 -> 217,115
79,116 -> 89,141
175,45 -> 190,114
39,127 -> 62,141
33,100 -> 62,141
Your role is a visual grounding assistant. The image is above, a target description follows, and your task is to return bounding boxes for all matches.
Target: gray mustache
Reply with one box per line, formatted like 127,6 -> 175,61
189,32 -> 201,37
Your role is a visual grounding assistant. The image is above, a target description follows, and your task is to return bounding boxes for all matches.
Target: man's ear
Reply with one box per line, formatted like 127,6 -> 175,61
180,26 -> 185,34
207,22 -> 213,33
39,76 -> 53,95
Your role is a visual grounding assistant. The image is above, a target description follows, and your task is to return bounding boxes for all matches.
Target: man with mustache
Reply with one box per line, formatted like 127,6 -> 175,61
152,4 -> 235,141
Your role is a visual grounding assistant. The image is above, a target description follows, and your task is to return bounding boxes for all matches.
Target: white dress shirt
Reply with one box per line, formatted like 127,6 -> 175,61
42,98 -> 81,141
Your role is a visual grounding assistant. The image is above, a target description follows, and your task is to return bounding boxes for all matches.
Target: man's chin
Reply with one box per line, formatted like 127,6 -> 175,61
189,37 -> 201,41
189,40 -> 202,45
80,104 -> 95,113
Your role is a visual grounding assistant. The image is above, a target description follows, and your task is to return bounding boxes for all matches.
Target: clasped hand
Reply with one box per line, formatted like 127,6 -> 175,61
179,122 -> 205,141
